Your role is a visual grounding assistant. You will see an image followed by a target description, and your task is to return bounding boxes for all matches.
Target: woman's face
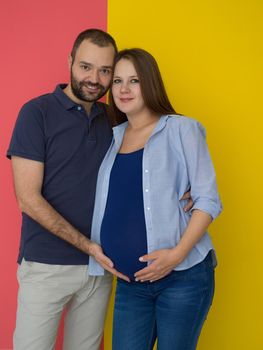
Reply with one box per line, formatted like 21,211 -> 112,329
112,58 -> 147,117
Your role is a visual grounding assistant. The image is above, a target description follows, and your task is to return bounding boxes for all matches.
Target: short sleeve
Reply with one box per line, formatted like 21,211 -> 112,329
6,101 -> 45,162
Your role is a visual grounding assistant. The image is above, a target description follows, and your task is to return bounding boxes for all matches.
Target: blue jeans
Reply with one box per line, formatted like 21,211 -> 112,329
113,251 -> 215,350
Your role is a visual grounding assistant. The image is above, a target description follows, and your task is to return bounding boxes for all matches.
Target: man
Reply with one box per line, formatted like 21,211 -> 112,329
7,28 -> 127,350
7,28 -> 192,350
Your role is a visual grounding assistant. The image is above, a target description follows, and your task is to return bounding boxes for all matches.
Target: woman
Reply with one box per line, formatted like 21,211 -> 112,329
89,48 -> 222,350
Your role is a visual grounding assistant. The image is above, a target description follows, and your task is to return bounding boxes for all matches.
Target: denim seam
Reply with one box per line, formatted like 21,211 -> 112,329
185,271 -> 214,350
185,292 -> 206,350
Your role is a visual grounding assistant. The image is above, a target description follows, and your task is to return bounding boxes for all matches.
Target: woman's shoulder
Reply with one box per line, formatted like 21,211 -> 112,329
165,114 -> 202,127
112,121 -> 128,133
165,114 -> 205,135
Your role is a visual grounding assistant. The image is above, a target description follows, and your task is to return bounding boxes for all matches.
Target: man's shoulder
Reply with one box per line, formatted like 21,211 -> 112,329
22,91 -> 55,111
18,88 -> 65,124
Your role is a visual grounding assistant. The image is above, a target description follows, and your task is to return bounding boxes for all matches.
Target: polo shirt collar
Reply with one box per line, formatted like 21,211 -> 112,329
53,84 -> 104,119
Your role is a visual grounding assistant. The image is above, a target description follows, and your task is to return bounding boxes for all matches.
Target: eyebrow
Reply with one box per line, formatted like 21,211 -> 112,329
79,61 -> 113,69
79,61 -> 92,66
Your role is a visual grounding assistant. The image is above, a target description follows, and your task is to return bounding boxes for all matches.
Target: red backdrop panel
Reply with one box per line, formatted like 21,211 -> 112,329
0,1 -> 107,349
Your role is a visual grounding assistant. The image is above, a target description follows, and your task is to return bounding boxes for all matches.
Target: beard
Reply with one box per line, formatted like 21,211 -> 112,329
70,71 -> 108,102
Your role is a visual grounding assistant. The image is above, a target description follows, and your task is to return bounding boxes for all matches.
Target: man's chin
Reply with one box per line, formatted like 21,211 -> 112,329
82,91 -> 106,102
77,93 -> 99,103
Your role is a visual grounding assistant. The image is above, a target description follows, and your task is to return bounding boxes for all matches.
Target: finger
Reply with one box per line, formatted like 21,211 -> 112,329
102,264 -> 130,282
116,273 -> 130,282
139,252 -> 156,262
113,271 -> 130,282
180,190 -> 191,200
137,270 -> 166,282
97,253 -> 114,268
99,262 -> 114,273
101,264 -> 130,282
111,268 -> 130,281
135,266 -> 159,281
137,266 -> 172,282
136,272 -> 155,282
134,265 -> 154,278
183,199 -> 194,212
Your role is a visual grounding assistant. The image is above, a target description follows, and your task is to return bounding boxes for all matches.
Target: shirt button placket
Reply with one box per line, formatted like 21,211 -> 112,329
144,169 -> 151,222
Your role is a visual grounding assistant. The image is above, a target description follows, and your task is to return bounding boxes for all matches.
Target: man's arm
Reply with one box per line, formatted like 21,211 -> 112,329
11,156 -> 129,280
12,156 -> 94,254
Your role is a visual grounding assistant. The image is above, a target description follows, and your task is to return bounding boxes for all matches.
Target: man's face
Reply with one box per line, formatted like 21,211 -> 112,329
70,40 -> 115,102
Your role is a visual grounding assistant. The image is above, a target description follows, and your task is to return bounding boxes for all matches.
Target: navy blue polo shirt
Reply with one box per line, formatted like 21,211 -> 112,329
7,84 -> 113,265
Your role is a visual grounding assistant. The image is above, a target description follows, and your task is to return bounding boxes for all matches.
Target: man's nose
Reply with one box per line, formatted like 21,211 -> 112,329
88,69 -> 99,83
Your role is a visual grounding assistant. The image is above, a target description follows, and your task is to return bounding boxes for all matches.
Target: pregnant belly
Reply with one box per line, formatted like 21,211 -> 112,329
100,228 -> 147,280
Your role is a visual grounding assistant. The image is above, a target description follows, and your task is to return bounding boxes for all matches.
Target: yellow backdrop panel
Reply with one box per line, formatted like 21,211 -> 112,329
105,1 -> 263,349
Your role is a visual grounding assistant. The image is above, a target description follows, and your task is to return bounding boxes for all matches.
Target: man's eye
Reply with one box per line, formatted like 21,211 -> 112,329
113,79 -> 121,84
81,65 -> 90,70
100,69 -> 111,75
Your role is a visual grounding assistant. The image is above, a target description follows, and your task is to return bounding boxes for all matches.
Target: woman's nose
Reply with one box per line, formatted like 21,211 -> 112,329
120,83 -> 130,93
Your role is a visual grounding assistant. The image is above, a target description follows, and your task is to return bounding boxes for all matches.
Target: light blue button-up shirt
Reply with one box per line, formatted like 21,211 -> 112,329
89,115 -> 222,276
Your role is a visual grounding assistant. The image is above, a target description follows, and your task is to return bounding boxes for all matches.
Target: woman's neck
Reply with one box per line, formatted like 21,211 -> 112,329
126,111 -> 160,131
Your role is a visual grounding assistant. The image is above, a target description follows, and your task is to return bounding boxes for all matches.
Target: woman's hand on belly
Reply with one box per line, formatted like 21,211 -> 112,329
134,248 -> 184,282
89,242 -> 130,282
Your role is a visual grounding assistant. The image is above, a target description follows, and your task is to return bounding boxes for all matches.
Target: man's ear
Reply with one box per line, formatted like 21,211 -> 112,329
68,55 -> 73,70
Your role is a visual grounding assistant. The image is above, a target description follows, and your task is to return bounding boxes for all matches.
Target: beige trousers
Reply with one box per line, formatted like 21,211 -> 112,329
13,260 -> 113,350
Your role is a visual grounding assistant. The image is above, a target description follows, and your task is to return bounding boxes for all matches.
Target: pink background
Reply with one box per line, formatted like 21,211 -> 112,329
0,1 -> 107,348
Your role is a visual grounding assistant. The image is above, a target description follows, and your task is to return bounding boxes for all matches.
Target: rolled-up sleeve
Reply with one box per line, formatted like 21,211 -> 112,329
181,120 -> 222,220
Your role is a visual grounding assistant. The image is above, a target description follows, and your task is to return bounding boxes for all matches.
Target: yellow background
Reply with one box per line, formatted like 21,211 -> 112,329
105,0 -> 263,349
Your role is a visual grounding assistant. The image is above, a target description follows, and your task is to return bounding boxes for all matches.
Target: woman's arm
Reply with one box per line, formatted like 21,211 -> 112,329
134,210 -> 211,282
135,119 -> 221,282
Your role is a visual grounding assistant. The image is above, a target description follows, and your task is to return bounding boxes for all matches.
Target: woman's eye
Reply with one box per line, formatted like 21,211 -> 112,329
130,79 -> 139,83
113,79 -> 121,84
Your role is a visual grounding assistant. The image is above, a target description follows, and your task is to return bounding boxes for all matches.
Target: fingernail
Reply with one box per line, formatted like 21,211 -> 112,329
139,257 -> 144,262
135,278 -> 138,282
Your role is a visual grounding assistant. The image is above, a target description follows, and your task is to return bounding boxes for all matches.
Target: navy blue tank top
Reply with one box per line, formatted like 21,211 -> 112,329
100,148 -> 147,279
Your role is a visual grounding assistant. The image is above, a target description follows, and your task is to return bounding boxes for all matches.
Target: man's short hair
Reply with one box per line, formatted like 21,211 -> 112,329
71,28 -> 118,62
